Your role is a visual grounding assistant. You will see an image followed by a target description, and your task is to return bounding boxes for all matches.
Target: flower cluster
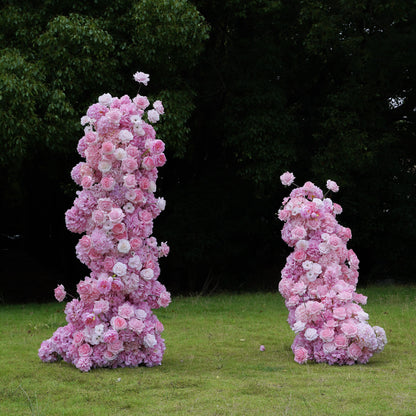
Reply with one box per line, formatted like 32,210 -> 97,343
278,173 -> 387,365
39,72 -> 171,372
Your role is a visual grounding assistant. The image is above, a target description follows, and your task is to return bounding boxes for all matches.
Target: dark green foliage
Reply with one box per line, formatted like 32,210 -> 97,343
0,0 -> 415,300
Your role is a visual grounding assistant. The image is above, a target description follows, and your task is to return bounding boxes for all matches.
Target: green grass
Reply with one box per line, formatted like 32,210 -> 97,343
0,286 -> 415,415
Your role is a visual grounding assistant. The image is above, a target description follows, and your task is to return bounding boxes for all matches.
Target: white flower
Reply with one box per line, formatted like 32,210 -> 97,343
117,239 -> 131,254
295,239 -> 309,251
114,148 -> 127,161
123,202 -> 135,214
99,93 -> 112,106
133,123 -> 145,136
98,160 -> 112,173
140,268 -> 154,281
149,181 -> 156,193
81,116 -> 92,126
147,109 -> 160,124
113,262 -> 127,277
304,328 -> 318,341
302,260 -> 313,271
135,309 -> 147,319
293,321 -> 306,333
119,129 -> 133,143
156,197 -> 166,211
143,333 -> 157,348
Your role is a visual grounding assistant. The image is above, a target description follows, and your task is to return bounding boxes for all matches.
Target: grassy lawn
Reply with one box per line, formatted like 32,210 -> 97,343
0,286 -> 415,415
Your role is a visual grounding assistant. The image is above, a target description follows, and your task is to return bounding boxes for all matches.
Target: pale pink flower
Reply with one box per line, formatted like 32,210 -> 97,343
72,331 -> 84,346
101,141 -> 115,155
133,71 -> 150,85
98,160 -> 112,173
133,95 -> 150,109
93,299 -> 110,315
158,291 -> 171,308
280,172 -> 295,186
326,180 -> 339,193
108,208 -> 125,224
341,322 -> 358,338
98,93 -> 112,106
153,100 -> 164,115
54,284 -> 66,302
114,148 -> 127,160
119,129 -> 133,143
333,307 -> 347,320
147,109 -> 160,123
118,303 -> 134,319
129,318 -> 145,334
334,334 -> 348,348
142,156 -> 155,171
143,334 -> 157,349
128,255 -> 142,270
291,226 -> 307,240
319,327 -> 334,342
259,345 -> 265,352
304,328 -> 318,341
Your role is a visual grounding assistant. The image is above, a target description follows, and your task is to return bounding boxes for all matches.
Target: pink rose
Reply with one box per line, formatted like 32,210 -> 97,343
291,226 -> 307,241
334,334 -> 348,348
347,343 -> 362,360
97,277 -> 112,294
333,307 -> 347,320
154,153 -> 167,167
304,328 -> 318,341
54,284 -> 66,302
119,129 -> 133,143
130,238 -> 143,251
341,322 -> 358,338
152,139 -> 165,154
293,250 -> 306,262
139,210 -> 152,223
108,208 -> 125,224
79,235 -> 92,249
103,329 -> 118,344
107,340 -> 124,354
72,331 -> 84,346
111,316 -> 127,331
294,347 -> 308,364
92,210 -> 106,225
133,95 -> 150,109
159,242 -> 169,257
142,156 -> 155,171
128,318 -> 145,334
98,198 -> 113,213
101,141 -> 115,155
280,171 -> 295,186
93,299 -> 110,314
121,157 -> 138,173
103,256 -> 116,272
123,174 -> 137,188
100,176 -> 116,191
77,281 -> 92,297
78,343 -> 93,357
81,176 -> 94,188
319,327 -> 334,342
118,303 -> 134,319
112,222 -> 126,235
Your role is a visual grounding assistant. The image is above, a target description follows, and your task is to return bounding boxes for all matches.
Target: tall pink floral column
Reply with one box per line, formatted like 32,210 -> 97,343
39,72 -> 171,371
278,172 -> 387,365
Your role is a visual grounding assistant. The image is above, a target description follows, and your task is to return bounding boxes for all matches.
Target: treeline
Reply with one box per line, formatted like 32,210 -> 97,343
0,0 -> 415,301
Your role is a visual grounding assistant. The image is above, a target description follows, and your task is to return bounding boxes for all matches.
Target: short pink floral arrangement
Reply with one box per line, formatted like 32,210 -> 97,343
278,172 -> 387,365
39,72 -> 171,372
